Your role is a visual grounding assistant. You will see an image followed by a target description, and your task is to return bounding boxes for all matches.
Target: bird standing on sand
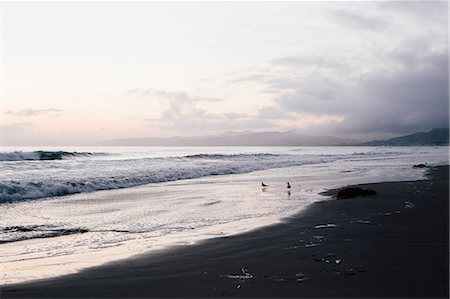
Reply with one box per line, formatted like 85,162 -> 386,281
287,182 -> 291,189
262,182 -> 268,187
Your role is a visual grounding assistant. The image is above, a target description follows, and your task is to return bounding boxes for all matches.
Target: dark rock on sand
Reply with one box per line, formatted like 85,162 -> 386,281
335,187 -> 376,199
413,163 -> 428,168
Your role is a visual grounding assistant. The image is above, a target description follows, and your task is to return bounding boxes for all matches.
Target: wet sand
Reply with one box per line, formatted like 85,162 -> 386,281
1,166 -> 448,298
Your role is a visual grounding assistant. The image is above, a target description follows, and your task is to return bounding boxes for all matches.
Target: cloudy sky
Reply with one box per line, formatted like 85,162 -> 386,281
2,1 -> 448,145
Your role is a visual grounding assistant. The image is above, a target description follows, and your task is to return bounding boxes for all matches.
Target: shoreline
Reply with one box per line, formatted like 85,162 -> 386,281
1,166 -> 448,298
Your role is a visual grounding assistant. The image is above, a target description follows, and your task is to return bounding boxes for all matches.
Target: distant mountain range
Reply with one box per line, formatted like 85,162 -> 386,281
98,130 -> 357,146
98,128 -> 449,146
360,128 -> 449,146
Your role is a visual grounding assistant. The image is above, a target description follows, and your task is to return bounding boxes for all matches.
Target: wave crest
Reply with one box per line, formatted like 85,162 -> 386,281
0,151 -> 105,161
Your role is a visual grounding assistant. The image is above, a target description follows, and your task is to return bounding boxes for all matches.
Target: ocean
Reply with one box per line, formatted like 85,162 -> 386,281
0,146 -> 448,284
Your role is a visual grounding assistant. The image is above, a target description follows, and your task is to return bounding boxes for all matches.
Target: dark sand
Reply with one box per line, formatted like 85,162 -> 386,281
2,166 -> 448,298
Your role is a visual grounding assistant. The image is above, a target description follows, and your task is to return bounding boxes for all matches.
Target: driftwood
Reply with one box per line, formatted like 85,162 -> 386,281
335,187 -> 376,199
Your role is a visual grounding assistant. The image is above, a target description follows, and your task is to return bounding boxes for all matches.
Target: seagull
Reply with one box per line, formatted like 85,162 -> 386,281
262,182 -> 268,187
287,182 -> 291,189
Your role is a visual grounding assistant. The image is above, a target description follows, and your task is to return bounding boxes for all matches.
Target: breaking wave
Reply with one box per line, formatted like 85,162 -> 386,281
0,149 -> 409,203
0,153 -> 336,203
0,151 -> 106,161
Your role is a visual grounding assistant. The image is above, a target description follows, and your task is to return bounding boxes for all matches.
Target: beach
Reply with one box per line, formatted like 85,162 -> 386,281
3,0 -> 448,297
2,165 -> 448,298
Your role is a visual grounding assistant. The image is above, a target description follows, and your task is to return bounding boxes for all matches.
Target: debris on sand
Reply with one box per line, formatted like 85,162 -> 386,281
222,266 -> 254,280
295,273 -> 308,282
404,201 -> 415,209
314,223 -> 337,229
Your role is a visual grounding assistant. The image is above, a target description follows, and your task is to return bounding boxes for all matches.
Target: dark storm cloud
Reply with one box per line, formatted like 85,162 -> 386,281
341,52 -> 449,134
270,49 -> 448,136
226,39 -> 448,137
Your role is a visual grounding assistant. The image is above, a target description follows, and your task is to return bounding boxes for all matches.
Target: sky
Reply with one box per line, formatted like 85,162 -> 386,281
1,1 -> 448,145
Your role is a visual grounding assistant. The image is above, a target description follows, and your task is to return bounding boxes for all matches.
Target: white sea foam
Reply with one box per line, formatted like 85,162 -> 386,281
1,146 -> 448,203
0,150 -> 409,203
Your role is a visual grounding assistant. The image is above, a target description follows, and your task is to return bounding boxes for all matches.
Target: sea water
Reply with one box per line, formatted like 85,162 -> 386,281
0,146 -> 447,284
